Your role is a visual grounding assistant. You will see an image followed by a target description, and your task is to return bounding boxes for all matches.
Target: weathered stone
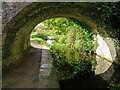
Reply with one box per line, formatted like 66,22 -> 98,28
2,2 -> 120,84
2,2 -> 31,28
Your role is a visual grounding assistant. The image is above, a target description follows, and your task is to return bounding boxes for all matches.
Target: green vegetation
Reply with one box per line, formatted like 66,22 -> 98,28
97,3 -> 120,29
110,82 -> 120,88
31,32 -> 48,40
43,17 -> 97,80
31,17 -> 97,80
96,3 -> 120,39
44,17 -> 97,51
50,42 -> 94,80
31,32 -> 48,45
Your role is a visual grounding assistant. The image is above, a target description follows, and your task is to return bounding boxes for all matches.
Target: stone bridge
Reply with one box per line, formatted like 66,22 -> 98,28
1,2 -> 120,88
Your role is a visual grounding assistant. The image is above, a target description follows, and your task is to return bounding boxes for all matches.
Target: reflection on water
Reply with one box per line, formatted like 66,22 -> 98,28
95,34 -> 114,78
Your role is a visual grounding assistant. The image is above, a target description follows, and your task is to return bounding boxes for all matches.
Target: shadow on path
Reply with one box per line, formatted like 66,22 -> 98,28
3,39 -> 59,88
2,47 -> 42,88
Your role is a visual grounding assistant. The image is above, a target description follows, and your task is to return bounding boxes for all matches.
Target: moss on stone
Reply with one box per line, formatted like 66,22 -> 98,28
2,2 -> 120,78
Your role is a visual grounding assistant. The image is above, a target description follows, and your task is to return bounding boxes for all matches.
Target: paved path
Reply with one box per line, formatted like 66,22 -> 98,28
2,39 -> 59,88
2,37 -> 115,88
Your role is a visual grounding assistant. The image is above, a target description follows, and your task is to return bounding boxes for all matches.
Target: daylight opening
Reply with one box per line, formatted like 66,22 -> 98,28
30,17 -> 114,88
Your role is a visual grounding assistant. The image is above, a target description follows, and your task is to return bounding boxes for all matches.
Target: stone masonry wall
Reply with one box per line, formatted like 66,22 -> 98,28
2,2 -> 31,28
2,3 -> 120,83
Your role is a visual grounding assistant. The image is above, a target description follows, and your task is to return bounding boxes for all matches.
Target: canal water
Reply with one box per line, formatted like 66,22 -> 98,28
59,71 -> 109,89
46,35 -> 111,89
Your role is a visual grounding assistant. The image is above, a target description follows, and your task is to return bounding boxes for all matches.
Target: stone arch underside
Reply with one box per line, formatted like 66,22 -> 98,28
2,2 -> 120,82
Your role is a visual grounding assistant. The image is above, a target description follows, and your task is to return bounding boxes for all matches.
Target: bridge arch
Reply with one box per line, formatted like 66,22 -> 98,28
2,2 -> 119,81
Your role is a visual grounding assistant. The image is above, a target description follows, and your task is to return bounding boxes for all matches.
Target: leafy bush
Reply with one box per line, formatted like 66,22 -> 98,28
110,82 -> 120,88
31,32 -> 48,40
33,38 -> 46,45
44,18 -> 98,52
50,42 -> 95,80
53,58 -> 92,80
31,32 -> 49,45
31,17 -> 98,80
43,17 -> 97,80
